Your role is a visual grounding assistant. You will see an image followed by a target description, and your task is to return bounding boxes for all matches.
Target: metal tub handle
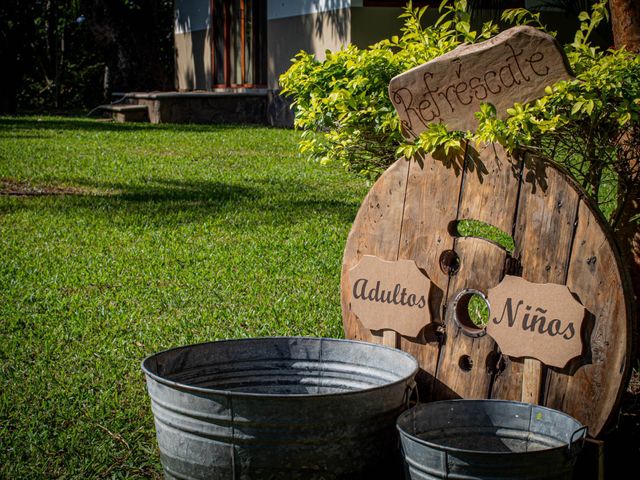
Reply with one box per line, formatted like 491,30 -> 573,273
404,381 -> 419,409
567,425 -> 588,458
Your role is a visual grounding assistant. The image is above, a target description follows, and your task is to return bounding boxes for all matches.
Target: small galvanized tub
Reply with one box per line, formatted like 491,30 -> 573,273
397,399 -> 587,480
142,337 -> 419,479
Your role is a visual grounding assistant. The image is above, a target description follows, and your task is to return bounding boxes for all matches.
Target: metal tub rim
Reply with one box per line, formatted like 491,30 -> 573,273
396,399 -> 587,456
142,336 -> 419,399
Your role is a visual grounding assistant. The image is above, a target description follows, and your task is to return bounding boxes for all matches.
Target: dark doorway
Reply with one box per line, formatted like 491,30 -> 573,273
211,0 -> 267,88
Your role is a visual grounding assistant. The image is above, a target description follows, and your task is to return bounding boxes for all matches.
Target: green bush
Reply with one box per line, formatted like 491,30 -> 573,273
281,0 -> 639,226
280,0 -> 497,179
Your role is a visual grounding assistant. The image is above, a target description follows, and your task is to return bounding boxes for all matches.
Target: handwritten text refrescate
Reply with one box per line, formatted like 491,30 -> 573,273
391,42 -> 550,133
388,26 -> 573,135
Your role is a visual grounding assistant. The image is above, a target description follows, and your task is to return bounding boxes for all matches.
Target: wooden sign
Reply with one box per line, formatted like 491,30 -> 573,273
388,25 -> 573,136
348,255 -> 432,337
486,275 -> 586,368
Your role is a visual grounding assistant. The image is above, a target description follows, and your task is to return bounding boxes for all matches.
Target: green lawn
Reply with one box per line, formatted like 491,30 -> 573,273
0,117 -> 370,478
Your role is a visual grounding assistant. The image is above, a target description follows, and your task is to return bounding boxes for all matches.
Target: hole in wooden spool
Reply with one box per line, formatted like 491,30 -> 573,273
486,351 -> 505,375
467,293 -> 489,328
459,355 -> 473,372
439,250 -> 460,276
455,219 -> 515,253
450,289 -> 488,338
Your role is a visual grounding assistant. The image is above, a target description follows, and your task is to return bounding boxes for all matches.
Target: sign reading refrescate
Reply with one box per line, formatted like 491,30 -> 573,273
348,255 -> 432,337
388,25 -> 573,136
486,275 -> 586,368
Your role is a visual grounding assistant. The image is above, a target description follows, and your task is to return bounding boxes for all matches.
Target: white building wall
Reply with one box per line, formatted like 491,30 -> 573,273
268,0 -> 351,20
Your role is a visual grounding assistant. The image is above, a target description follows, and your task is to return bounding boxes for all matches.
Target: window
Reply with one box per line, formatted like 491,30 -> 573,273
211,0 -> 267,88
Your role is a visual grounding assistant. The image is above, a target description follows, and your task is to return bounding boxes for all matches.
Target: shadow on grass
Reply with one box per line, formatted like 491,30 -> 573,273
1,177 -> 361,227
0,117 -> 271,134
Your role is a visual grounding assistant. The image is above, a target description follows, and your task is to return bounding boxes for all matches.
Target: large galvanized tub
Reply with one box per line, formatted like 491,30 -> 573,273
142,337 -> 419,480
397,399 -> 587,480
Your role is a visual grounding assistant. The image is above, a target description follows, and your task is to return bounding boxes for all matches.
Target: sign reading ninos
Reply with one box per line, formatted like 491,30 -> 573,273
486,275 -> 586,368
389,26 -> 574,136
348,255 -> 432,337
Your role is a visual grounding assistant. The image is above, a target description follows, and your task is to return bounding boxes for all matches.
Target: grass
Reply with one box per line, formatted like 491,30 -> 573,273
0,117 -> 370,478
456,219 -> 515,254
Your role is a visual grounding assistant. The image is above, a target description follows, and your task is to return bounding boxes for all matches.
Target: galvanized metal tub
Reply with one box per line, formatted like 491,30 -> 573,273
397,399 -> 587,480
142,336 -> 419,480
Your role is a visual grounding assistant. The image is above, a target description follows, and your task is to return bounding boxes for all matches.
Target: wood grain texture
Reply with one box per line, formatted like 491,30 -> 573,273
382,330 -> 400,348
434,143 -> 521,400
545,199 -> 633,436
491,154 -> 580,402
341,158 -> 411,345
396,151 -> 464,398
342,150 -> 632,437
522,358 -> 543,404
388,26 -> 573,135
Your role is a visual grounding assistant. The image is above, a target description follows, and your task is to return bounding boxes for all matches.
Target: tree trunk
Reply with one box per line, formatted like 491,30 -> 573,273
610,0 -> 640,354
610,0 -> 640,51
614,180 -> 640,320
0,25 -> 19,114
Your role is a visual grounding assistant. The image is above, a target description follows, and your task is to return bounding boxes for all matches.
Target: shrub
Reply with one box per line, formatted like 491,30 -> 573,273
280,1 -> 498,179
280,0 -> 639,228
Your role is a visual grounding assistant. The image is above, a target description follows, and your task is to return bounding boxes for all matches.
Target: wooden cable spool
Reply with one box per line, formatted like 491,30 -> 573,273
341,26 -> 634,437
341,141 -> 633,437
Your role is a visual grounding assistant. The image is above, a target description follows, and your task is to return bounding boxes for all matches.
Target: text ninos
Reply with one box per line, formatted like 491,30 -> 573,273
491,298 -> 576,340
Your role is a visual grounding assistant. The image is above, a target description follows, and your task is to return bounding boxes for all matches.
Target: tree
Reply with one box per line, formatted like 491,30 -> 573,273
0,0 -> 174,112
609,0 -> 640,339
0,1 -> 39,113
610,0 -> 640,52
84,0 -> 174,95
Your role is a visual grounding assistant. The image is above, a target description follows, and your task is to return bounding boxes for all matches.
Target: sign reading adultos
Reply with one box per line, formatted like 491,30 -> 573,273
348,255 -> 432,337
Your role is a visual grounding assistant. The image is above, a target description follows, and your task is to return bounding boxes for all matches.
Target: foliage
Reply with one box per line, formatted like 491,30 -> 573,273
282,1 -> 640,226
474,0 -> 639,224
0,117 -> 368,477
280,0 -> 498,179
0,0 -> 174,112
23,3 -> 104,109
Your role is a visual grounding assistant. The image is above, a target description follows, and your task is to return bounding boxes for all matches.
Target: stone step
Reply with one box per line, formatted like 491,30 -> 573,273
98,104 -> 149,123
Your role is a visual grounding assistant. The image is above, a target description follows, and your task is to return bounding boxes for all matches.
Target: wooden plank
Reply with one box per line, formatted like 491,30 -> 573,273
433,143 -> 521,400
545,199 -> 632,436
491,155 -> 580,401
522,358 -> 543,404
433,238 -> 506,399
341,158 -> 411,345
382,330 -> 399,348
396,150 -> 465,399
574,438 -> 605,480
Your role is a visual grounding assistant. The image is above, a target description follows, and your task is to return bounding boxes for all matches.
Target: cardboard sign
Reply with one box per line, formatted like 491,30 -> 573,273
388,26 -> 573,136
349,255 -> 432,337
486,275 -> 586,368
